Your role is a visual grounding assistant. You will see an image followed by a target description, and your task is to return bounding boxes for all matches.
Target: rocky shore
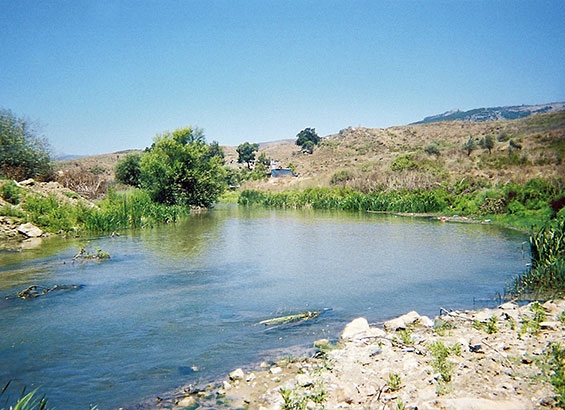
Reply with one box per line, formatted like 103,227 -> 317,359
159,299 -> 565,410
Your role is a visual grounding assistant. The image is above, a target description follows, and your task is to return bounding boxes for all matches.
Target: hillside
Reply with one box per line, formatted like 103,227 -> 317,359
57,111 -> 565,196
412,102 -> 565,124
243,111 -> 564,192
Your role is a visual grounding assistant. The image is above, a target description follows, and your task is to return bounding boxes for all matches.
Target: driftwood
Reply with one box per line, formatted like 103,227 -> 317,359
258,311 -> 321,327
9,284 -> 83,299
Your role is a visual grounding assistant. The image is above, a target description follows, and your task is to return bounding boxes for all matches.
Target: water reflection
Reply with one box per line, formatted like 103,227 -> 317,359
0,206 -> 528,410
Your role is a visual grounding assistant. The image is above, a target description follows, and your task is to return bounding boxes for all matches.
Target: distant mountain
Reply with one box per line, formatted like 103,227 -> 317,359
411,102 -> 565,124
54,154 -> 86,161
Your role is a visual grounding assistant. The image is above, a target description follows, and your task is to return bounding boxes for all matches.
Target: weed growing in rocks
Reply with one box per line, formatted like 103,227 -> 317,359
395,398 -> 406,410
559,311 -> 565,326
387,373 -> 402,391
428,341 -> 461,394
487,315 -> 499,334
280,388 -> 306,410
508,316 -> 516,330
433,319 -> 453,336
396,328 -> 413,345
520,302 -> 548,337
548,343 -> 565,408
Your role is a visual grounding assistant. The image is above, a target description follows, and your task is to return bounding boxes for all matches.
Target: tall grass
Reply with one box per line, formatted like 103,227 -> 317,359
19,188 -> 193,235
511,218 -> 565,298
238,187 -> 450,213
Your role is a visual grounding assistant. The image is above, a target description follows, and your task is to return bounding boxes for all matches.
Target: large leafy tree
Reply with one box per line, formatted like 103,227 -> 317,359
237,142 -> 259,169
140,128 -> 225,207
0,108 -> 52,180
296,128 -> 320,153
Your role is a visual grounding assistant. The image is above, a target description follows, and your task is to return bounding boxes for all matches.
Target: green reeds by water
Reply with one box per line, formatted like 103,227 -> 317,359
511,218 -> 565,298
238,187 -> 450,213
13,188 -> 193,235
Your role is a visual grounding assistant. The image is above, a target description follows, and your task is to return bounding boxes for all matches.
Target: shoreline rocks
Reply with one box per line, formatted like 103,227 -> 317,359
162,299 -> 565,410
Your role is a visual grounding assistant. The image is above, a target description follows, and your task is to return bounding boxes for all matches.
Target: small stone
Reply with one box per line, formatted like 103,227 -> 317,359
222,380 -> 232,390
260,361 -> 269,368
469,337 -> 483,353
306,400 -> 317,410
419,315 -> 434,327
383,311 -> 421,331
229,368 -> 245,381
246,372 -> 256,382
18,178 -> 35,186
270,366 -> 283,375
499,302 -> 518,310
341,317 -> 370,339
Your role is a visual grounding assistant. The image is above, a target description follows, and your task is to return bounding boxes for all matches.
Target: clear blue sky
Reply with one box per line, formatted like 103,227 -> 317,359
1,1 -> 564,156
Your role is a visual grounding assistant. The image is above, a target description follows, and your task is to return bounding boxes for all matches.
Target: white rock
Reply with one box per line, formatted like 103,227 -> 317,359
177,396 -> 196,407
540,321 -> 560,330
222,380 -> 232,390
229,368 -> 244,381
296,373 -> 313,387
419,315 -> 434,327
383,311 -> 421,331
341,317 -> 370,339
246,372 -> 256,382
499,301 -> 518,310
17,223 -> 43,238
270,366 -> 282,375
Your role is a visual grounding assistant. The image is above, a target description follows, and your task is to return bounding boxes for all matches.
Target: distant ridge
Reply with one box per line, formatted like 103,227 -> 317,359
411,102 -> 565,124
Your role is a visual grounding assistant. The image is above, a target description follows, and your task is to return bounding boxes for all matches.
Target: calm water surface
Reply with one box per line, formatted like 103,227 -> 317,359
0,206 -> 528,409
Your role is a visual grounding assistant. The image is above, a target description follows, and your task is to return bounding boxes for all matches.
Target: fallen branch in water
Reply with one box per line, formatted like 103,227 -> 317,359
9,284 -> 83,299
258,311 -> 321,326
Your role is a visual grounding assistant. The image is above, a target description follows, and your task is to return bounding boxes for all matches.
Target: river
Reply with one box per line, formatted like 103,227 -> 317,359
0,205 -> 528,409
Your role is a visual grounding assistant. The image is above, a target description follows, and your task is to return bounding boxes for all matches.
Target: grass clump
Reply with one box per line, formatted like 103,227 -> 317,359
387,373 -> 402,391
1,181 -> 21,205
396,328 -> 413,345
511,218 -> 565,299
519,302 -> 548,336
428,341 -> 461,394
433,319 -> 454,336
548,343 -> 565,408
0,383 -> 52,410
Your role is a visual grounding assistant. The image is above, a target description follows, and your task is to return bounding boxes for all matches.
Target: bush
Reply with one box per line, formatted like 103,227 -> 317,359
115,152 -> 142,187
0,108 -> 52,180
140,129 -> 226,207
330,170 -> 355,185
1,181 -> 21,204
424,142 -> 441,156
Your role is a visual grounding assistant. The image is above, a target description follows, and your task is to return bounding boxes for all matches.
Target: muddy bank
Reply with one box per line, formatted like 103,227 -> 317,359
152,299 -> 565,410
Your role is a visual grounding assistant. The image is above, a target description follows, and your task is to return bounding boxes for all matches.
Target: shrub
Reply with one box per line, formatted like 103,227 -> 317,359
115,152 -> 142,187
0,108 -> 52,180
424,142 -> 441,156
330,170 -> 355,185
1,181 -> 21,204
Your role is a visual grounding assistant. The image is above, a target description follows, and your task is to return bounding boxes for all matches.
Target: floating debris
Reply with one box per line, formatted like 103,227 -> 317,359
73,244 -> 110,260
258,310 -> 324,326
6,284 -> 83,300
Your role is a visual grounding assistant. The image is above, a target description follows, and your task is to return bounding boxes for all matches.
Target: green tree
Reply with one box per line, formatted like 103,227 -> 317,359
0,108 -> 52,180
140,128 -> 225,207
296,127 -> 320,153
208,140 -> 225,160
483,135 -> 495,155
462,136 -> 476,156
256,152 -> 271,166
237,142 -> 259,169
115,152 -> 142,187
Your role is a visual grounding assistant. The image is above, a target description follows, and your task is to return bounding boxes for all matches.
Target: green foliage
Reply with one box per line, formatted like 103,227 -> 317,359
1,181 -> 21,204
236,142 -> 259,169
548,343 -> 565,407
424,142 -> 441,156
296,127 -> 320,153
519,303 -> 548,336
330,169 -> 355,185
433,319 -> 453,336
0,385 -> 52,410
208,140 -> 225,160
280,388 -> 306,410
0,109 -> 52,181
115,152 -> 142,187
480,135 -> 495,154
391,154 -> 420,172
559,311 -> 565,326
511,219 -> 565,298
486,315 -> 498,334
462,136 -> 477,156
140,130 -> 225,207
256,152 -> 271,166
428,341 -> 460,384
387,373 -> 402,391
397,328 -> 413,345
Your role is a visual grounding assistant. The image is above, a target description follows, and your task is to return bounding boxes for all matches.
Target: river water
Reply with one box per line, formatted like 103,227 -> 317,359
0,205 -> 528,409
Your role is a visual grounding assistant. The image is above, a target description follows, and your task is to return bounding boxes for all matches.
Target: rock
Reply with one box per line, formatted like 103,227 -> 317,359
260,361 -> 269,368
296,373 -> 313,387
176,396 -> 196,407
16,223 -> 43,238
469,337 -> 483,353
246,372 -> 256,382
335,383 -> 357,404
18,178 -> 35,186
499,301 -> 518,310
222,380 -> 231,390
434,397 -> 530,409
269,366 -> 282,375
229,368 -> 244,381
341,317 -> 370,339
383,311 -> 421,331
306,400 -> 317,409
540,321 -> 560,330
419,315 -> 435,327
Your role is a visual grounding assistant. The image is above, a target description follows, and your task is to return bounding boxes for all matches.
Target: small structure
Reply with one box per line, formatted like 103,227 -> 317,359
271,168 -> 297,178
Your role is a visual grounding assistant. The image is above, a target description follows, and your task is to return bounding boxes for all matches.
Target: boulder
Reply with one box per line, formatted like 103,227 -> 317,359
341,317 -> 370,339
17,223 -> 43,238
229,368 -> 244,381
383,311 -> 421,331
295,373 -> 313,387
269,366 -> 282,375
176,396 -> 196,407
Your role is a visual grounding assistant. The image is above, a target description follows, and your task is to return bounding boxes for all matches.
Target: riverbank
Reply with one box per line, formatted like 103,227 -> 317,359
160,299 -> 565,410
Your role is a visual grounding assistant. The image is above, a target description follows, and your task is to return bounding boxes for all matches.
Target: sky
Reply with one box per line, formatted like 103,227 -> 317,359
1,1 -> 564,156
